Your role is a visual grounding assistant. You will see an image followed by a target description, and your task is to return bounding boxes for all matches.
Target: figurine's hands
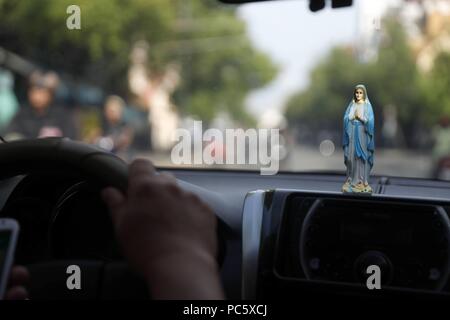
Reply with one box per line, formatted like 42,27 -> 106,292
355,114 -> 366,123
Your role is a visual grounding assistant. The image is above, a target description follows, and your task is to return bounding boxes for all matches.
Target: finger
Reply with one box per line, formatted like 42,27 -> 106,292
129,159 -> 156,182
129,159 -> 158,196
158,172 -> 178,184
102,187 -> 125,208
101,187 -> 126,225
8,266 -> 30,287
151,173 -> 183,197
5,286 -> 29,300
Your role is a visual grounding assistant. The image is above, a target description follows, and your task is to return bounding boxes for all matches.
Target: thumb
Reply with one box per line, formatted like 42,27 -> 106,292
101,187 -> 126,226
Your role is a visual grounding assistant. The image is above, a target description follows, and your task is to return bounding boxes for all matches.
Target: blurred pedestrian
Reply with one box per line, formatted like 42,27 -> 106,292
0,69 -> 19,133
5,70 -> 77,140
432,115 -> 450,160
97,95 -> 134,159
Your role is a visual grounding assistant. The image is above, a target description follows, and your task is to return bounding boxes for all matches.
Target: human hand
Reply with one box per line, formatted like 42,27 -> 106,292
102,159 -> 223,299
5,265 -> 30,300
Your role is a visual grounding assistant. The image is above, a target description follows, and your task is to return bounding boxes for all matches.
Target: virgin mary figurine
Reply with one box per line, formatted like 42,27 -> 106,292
342,84 -> 375,193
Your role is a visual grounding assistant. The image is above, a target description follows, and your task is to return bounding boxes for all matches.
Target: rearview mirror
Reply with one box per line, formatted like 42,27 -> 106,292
217,0 -> 353,12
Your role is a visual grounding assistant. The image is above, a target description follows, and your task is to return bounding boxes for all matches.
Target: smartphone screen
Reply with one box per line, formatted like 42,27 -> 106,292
0,230 -> 12,278
0,229 -> 14,299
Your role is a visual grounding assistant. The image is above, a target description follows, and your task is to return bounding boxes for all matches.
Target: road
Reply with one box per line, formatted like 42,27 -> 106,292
132,145 -> 433,179
282,146 -> 432,178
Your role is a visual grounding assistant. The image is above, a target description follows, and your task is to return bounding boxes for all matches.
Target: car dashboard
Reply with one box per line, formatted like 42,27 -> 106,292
1,168 -> 450,300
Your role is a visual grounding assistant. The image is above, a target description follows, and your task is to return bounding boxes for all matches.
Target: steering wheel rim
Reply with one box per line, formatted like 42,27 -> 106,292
0,137 -> 129,192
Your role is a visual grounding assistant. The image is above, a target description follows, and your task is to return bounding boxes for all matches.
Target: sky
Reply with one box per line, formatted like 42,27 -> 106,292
237,0 -> 395,122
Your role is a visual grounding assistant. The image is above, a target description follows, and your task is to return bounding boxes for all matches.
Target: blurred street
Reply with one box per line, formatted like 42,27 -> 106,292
283,146 -> 432,178
134,145 -> 433,178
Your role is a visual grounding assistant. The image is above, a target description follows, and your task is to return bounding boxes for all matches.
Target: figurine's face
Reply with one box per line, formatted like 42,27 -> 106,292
354,88 -> 365,102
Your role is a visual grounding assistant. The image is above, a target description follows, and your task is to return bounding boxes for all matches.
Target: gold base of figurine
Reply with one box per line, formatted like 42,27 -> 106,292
342,181 -> 372,194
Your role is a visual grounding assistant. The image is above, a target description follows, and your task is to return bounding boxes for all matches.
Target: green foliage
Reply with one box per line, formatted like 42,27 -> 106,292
286,47 -> 365,132
0,0 -> 277,125
285,16 -> 430,146
370,17 -> 422,125
423,52 -> 450,123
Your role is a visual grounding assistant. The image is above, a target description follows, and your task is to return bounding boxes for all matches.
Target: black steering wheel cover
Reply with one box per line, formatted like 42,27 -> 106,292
0,137 -> 129,192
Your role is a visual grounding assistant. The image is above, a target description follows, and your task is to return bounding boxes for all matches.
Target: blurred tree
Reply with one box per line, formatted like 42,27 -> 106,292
370,16 -> 424,145
0,0 -> 276,124
285,16 -> 427,148
423,52 -> 450,124
285,46 -> 364,135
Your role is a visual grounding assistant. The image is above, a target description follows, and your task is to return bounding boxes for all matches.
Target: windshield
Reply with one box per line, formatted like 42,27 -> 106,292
1,0 -> 449,179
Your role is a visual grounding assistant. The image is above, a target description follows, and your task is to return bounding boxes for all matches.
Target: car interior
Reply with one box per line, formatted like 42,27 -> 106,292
0,136 -> 449,300
1,0 -> 450,301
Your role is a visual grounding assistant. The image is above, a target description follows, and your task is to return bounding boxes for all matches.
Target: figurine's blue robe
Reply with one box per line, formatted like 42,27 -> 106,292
343,100 -> 375,184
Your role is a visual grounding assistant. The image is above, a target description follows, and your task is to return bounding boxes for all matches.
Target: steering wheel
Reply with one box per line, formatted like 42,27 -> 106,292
0,137 -> 226,299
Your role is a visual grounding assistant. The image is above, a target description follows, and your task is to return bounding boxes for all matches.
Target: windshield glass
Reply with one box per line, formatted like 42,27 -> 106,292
1,0 -> 449,179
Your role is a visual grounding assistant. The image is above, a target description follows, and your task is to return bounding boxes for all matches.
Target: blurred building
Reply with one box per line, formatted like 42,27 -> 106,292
402,0 -> 450,72
355,0 -> 397,62
128,41 -> 180,152
355,0 -> 450,70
